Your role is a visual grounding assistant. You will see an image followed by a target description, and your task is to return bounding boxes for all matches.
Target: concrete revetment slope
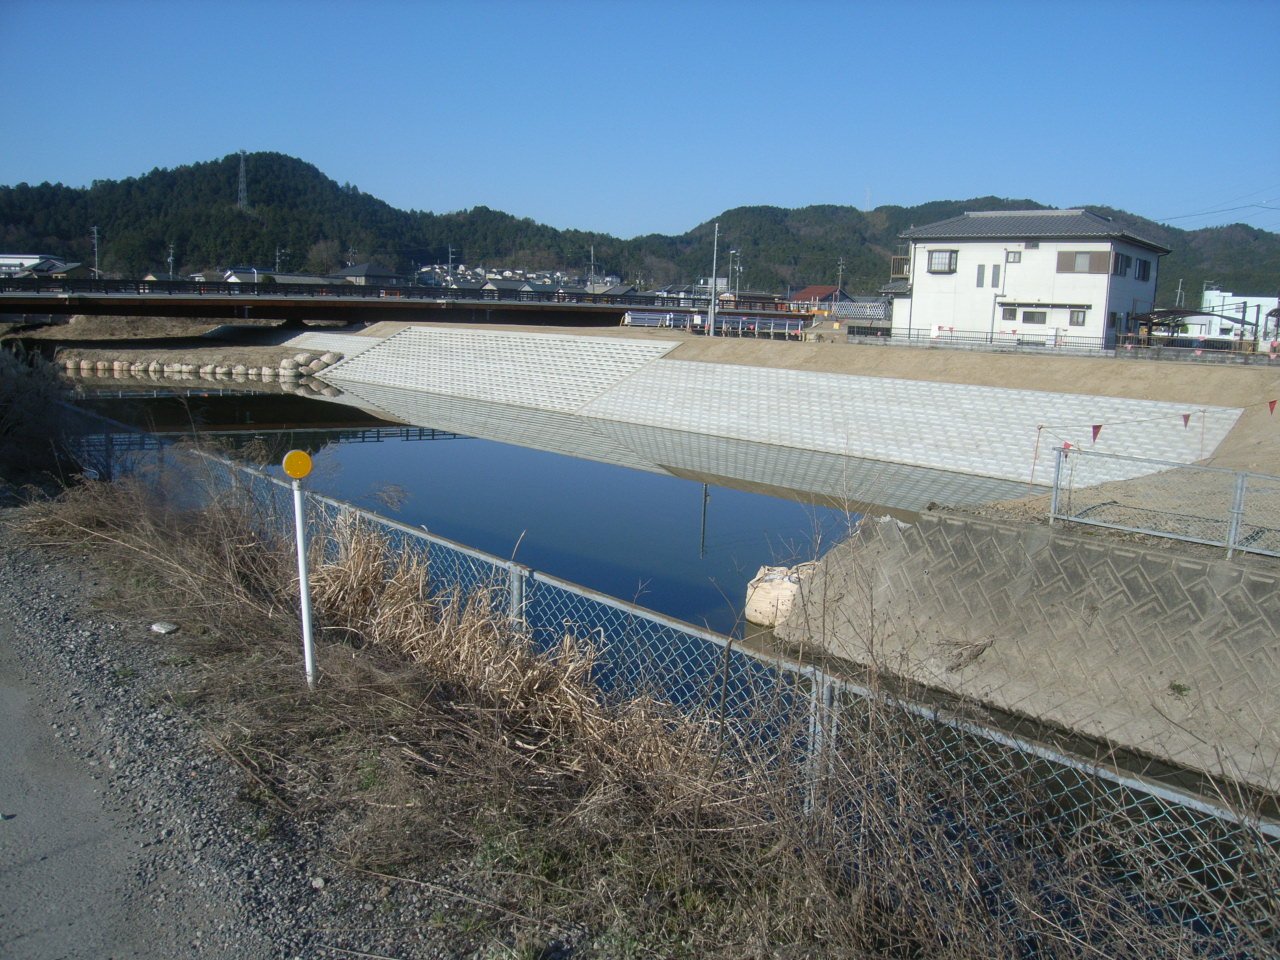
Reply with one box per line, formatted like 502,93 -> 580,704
318,327 -> 1245,491
776,512 -> 1280,794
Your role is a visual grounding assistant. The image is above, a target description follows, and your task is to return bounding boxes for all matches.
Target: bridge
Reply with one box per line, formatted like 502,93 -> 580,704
0,277 -> 813,328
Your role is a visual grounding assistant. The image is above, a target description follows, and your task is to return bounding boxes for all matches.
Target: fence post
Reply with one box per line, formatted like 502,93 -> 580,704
1226,472 -> 1247,559
1049,446 -> 1066,524
805,668 -> 837,816
507,562 -> 530,630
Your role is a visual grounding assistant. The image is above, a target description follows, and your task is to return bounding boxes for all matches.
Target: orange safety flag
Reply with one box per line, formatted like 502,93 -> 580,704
1270,400 -> 1278,415
1183,413 -> 1191,428
1092,424 -> 1103,443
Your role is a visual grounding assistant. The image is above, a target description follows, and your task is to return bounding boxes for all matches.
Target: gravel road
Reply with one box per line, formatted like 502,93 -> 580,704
0,516 -> 479,960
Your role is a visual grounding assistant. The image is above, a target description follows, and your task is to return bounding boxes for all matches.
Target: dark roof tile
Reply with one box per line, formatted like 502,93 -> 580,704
901,209 -> 1169,253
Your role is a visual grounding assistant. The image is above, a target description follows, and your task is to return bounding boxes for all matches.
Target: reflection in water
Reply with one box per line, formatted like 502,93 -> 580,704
75,382 -> 1017,635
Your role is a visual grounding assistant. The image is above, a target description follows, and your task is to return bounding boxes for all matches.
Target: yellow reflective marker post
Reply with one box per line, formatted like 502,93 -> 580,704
283,450 -> 317,689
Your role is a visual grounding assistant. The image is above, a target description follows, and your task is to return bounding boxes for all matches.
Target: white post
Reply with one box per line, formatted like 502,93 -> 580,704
708,222 -> 719,337
292,479 -> 317,689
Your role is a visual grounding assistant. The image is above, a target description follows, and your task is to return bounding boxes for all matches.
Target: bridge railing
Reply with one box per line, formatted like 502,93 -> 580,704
0,276 -> 811,318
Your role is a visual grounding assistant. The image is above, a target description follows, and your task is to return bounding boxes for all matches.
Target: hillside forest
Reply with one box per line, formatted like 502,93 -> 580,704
2,152 -> 1277,306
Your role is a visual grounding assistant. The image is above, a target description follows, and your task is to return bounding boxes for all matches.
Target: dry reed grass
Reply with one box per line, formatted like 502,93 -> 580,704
13,456 -> 1278,958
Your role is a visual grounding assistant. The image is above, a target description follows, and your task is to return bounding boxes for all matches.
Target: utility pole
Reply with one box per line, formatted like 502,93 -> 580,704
275,246 -> 287,273
237,150 -> 248,211
837,256 -> 845,293
91,226 -> 100,277
167,243 -> 175,278
447,245 -> 455,280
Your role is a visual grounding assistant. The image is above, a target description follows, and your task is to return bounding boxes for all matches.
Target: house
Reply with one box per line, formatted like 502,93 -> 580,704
13,257 -> 69,278
598,283 -> 637,297
46,262 -> 95,280
789,285 -> 852,306
890,210 -> 1170,345
0,254 -> 62,277
332,262 -> 400,286
481,279 -> 532,295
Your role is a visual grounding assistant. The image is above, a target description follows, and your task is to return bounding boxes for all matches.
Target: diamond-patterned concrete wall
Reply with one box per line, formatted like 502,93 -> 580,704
776,513 -> 1280,794
320,328 -> 1243,492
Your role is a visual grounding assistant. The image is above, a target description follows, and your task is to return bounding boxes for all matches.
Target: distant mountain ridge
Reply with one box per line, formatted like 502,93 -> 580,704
1,151 -> 1275,306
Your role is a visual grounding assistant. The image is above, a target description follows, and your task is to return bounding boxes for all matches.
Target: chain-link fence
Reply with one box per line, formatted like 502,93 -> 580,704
1050,446 -> 1280,558
68,419 -> 1280,956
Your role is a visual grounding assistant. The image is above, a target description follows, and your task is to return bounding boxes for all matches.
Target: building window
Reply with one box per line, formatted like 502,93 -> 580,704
976,264 -> 985,287
1069,309 -> 1086,326
1002,307 -> 1016,324
928,249 -> 958,274
1006,251 -> 1021,263
991,264 -> 1000,288
1135,258 -> 1151,281
1056,251 -> 1110,273
1023,310 -> 1047,324
1112,253 -> 1132,276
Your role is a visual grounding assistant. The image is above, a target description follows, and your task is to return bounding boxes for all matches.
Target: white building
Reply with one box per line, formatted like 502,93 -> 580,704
1198,287 -> 1280,342
890,210 -> 1169,346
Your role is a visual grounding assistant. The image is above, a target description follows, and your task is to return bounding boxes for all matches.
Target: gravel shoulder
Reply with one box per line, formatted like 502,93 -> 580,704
0,514 -> 471,960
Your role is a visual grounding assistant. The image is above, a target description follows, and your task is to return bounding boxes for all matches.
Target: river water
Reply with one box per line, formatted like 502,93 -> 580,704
77,388 -> 854,636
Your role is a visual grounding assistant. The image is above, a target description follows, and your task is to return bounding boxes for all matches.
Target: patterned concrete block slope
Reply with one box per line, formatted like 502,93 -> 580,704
323,327 -> 677,413
777,513 -> 1280,793
582,360 -> 1242,485
285,332 -> 382,358
317,328 -> 1242,488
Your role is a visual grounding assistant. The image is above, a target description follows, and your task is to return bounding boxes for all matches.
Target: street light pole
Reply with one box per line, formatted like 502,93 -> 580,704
708,222 -> 719,337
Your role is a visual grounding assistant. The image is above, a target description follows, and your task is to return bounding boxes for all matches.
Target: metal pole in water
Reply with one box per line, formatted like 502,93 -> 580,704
283,450 -> 317,689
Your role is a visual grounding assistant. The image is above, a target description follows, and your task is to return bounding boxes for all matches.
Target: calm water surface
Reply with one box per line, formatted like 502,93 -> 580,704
310,434 -> 850,634
84,390 -> 853,635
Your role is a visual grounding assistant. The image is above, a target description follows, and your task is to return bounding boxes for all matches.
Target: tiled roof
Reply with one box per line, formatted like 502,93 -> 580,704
791,285 -> 841,302
901,210 -> 1170,253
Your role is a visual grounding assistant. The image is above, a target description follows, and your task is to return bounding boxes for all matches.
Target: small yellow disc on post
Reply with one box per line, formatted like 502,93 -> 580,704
282,449 -> 313,479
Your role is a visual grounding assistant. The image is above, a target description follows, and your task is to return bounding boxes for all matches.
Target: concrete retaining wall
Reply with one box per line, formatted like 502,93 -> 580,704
776,512 -> 1280,794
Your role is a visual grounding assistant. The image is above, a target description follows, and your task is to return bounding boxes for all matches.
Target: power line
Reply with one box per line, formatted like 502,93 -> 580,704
1157,200 -> 1277,223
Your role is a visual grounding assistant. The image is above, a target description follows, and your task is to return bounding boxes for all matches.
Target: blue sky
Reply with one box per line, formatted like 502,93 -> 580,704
3,0 -> 1277,239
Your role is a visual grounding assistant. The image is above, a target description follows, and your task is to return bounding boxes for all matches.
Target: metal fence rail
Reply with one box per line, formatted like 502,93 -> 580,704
66,419 -> 1280,956
1050,446 -> 1280,558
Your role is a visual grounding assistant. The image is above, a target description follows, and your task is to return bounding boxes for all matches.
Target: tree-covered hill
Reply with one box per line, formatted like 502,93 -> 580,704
1,151 -> 1276,306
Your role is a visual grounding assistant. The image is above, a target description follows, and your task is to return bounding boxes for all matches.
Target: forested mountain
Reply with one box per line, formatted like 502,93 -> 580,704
2,152 -> 1276,306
